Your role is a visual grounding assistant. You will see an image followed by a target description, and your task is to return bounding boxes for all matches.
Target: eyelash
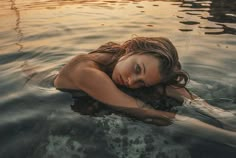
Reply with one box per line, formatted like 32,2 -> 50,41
134,64 -> 146,87
135,64 -> 141,74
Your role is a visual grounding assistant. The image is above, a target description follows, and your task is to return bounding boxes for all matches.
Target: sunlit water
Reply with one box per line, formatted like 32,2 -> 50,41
0,0 -> 236,158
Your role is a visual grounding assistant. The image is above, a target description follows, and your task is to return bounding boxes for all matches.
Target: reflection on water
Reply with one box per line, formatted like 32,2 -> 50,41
10,0 -> 24,53
178,0 -> 236,35
209,0 -> 236,23
0,0 -> 236,158
3,0 -> 235,37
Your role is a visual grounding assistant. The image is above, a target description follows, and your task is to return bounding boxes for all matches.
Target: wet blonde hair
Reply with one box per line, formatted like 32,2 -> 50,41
90,37 -> 189,88
71,37 -> 190,112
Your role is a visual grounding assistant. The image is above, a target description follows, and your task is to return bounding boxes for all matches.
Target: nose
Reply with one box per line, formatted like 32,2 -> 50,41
127,75 -> 138,87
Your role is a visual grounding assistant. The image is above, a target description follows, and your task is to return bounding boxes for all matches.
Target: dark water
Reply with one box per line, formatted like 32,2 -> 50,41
0,0 -> 236,158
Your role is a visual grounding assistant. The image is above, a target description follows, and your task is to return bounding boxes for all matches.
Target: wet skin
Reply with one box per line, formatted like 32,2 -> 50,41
112,54 -> 161,89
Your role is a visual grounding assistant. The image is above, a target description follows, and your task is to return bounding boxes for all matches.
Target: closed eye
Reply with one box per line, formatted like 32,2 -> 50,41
135,64 -> 141,74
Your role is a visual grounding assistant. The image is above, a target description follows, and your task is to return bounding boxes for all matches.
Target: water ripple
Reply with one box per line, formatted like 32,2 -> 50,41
0,1 -> 236,157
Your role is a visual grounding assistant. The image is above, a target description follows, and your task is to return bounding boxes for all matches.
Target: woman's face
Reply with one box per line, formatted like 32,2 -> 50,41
112,53 -> 161,89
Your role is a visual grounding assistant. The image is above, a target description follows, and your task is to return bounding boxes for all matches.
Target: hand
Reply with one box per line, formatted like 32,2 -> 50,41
165,86 -> 187,102
165,86 -> 198,101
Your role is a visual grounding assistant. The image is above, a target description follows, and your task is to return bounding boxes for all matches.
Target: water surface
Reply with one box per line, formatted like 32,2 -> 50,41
0,0 -> 236,158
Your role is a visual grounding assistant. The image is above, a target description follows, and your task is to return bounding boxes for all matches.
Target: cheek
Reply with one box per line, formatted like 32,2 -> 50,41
112,62 -> 123,80
115,61 -> 125,74
120,63 -> 132,77
115,58 -> 134,77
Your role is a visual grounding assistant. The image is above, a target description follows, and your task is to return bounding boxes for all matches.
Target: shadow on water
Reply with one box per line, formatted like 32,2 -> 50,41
176,0 -> 236,35
208,0 -> 236,23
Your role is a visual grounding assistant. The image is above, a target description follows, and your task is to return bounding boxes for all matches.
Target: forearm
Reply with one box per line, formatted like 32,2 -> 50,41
113,100 -> 176,125
174,114 -> 236,147
75,68 -> 138,108
165,86 -> 198,102
74,68 -> 175,125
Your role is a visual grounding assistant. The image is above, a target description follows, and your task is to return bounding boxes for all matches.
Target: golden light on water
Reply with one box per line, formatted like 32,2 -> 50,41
0,2 -> 236,157
0,0 -> 234,69
0,0 -> 189,54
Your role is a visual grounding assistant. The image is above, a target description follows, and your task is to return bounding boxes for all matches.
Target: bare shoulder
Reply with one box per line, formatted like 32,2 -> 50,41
54,52 -> 113,89
54,57 -> 100,89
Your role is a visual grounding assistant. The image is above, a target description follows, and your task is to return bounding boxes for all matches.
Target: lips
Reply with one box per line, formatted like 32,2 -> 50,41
119,75 -> 129,87
118,75 -> 124,85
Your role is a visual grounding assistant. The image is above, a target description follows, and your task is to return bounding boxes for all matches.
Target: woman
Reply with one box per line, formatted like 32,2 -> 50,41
54,37 -> 196,125
23,36 -> 236,147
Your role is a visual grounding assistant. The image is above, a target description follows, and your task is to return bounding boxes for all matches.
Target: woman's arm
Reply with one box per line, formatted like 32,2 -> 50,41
68,63 -> 175,125
165,86 -> 197,101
